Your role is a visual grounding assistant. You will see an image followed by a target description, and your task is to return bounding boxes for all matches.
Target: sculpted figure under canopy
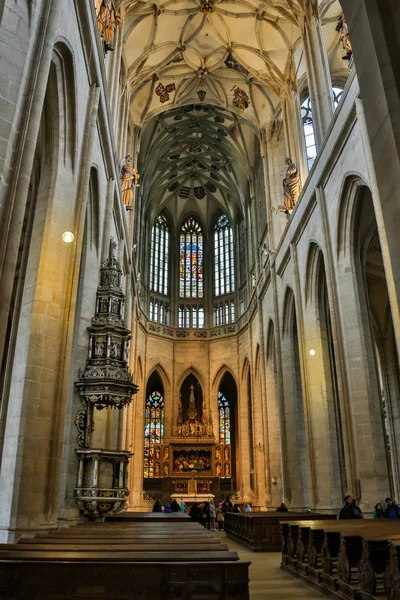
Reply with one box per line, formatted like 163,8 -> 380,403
120,154 -> 140,209
282,157 -> 301,214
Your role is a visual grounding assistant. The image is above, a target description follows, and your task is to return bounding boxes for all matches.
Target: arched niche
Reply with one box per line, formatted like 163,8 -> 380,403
143,371 -> 165,481
218,371 -> 238,488
179,373 -> 203,422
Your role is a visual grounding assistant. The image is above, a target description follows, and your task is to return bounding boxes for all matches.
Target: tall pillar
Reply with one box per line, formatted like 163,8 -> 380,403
301,11 -> 334,147
339,0 -> 400,366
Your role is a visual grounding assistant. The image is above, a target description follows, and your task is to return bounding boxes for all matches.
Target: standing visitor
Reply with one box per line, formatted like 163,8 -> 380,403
339,495 -> 362,519
209,499 -> 216,531
385,498 -> 400,519
216,502 -> 224,530
179,499 -> 186,512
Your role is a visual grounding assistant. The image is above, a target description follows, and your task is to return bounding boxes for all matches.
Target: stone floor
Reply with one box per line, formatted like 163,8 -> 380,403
216,532 -> 324,599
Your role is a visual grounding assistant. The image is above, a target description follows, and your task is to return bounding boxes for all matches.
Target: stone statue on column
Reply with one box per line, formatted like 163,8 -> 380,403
336,14 -> 352,61
282,157 -> 301,214
120,154 -> 140,210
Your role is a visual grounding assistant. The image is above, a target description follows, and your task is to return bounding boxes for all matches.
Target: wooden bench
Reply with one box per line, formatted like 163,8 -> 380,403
281,519 -> 400,600
0,513 -> 250,599
225,511 -> 336,552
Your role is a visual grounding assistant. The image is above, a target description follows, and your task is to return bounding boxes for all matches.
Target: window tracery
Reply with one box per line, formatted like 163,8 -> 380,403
301,87 -> 344,171
218,391 -> 231,445
150,213 -> 169,296
144,390 -> 164,478
179,217 -> 203,299
214,214 -> 234,296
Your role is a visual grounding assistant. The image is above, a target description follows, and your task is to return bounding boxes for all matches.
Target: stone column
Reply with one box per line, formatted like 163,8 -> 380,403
301,10 -> 334,147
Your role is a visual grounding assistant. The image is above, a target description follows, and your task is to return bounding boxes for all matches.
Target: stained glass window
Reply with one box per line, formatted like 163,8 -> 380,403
150,213 -> 169,296
143,390 -> 164,478
218,391 -> 231,445
214,214 -> 234,296
301,87 -> 343,171
179,217 -> 203,298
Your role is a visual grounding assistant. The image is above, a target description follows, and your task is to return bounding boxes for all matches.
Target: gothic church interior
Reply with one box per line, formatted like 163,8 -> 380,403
0,0 -> 399,544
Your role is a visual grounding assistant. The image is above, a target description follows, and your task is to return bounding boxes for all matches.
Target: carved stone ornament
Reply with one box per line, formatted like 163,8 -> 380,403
75,238 -> 139,447
75,448 -> 132,519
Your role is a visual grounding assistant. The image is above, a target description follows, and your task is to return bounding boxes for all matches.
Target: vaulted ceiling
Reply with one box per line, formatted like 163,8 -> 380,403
139,103 -> 254,220
122,0 -> 345,128
125,0 -> 346,222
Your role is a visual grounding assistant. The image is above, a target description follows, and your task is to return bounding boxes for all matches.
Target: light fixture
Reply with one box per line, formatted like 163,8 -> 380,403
308,348 -> 316,356
62,231 -> 75,244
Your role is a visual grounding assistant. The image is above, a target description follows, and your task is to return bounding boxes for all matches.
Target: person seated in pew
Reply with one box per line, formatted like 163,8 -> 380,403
164,502 -> 173,513
233,504 -> 241,513
373,502 -> 385,518
385,497 -> 400,519
179,499 -> 186,512
152,499 -> 162,512
339,495 -> 363,519
244,504 -> 252,512
276,502 -> 289,512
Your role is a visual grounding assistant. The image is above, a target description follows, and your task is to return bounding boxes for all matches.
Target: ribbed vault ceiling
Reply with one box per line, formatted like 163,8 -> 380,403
139,103 -> 253,217
123,0 -> 344,128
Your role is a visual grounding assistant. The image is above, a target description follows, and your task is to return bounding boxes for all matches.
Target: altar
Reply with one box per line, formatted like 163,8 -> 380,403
143,382 -> 232,504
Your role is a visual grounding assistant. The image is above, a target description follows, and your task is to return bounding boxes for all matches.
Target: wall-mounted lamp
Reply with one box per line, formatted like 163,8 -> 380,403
62,231 -> 75,244
308,348 -> 316,356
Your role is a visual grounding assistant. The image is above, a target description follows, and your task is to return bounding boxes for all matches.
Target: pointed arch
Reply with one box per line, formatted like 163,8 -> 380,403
147,363 -> 170,391
212,364 -> 238,389
136,356 -> 143,382
144,371 -> 165,479
150,211 -> 170,296
336,173 -> 369,260
254,344 -> 261,376
241,357 -> 250,380
266,320 -> 276,363
305,241 -> 323,305
214,213 -> 235,296
179,215 -> 204,299
282,286 -> 296,337
176,366 -> 205,393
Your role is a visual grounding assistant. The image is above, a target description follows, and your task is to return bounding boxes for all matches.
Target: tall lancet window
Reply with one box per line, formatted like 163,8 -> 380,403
218,391 -> 231,445
179,217 -> 203,298
301,87 -> 343,171
150,213 -> 169,296
143,390 -> 164,478
214,214 -> 234,296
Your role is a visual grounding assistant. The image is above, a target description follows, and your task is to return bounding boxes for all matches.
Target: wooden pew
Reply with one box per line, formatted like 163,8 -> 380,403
224,511 -> 336,552
0,514 -> 251,599
281,519 -> 400,600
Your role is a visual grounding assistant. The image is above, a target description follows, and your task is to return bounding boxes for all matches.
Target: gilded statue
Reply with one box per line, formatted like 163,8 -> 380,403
336,14 -> 352,61
120,154 -> 139,209
282,157 -> 301,214
94,0 -> 121,52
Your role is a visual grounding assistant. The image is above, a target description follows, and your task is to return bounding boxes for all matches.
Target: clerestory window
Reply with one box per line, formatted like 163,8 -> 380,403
301,87 -> 343,171
150,213 -> 169,296
214,214 -> 234,297
179,217 -> 203,299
